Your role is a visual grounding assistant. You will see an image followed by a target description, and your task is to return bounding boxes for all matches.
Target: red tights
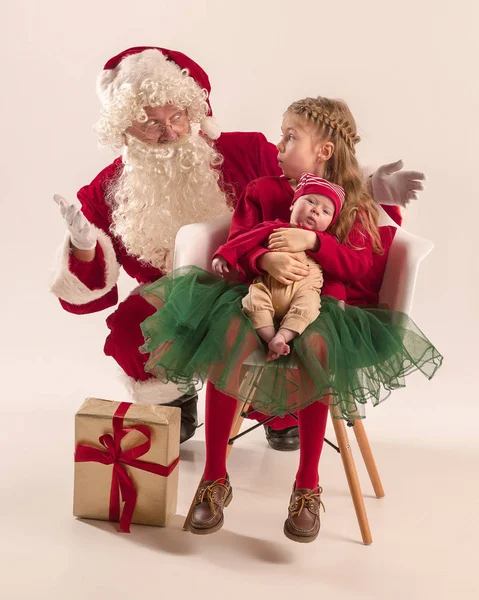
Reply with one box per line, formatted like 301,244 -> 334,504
203,382 -> 329,489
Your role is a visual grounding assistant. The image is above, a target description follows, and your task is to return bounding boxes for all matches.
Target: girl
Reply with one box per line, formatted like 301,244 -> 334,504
140,96 -> 442,543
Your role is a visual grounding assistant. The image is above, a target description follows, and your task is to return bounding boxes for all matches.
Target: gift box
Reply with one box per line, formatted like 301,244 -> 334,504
74,398 -> 180,532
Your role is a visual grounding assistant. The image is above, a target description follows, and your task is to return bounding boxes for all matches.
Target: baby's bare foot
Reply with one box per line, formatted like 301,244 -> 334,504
267,333 -> 290,361
265,349 -> 280,362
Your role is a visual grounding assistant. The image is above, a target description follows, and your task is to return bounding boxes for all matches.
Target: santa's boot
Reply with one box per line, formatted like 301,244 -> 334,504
264,425 -> 300,451
103,293 -> 200,443
162,393 -> 199,443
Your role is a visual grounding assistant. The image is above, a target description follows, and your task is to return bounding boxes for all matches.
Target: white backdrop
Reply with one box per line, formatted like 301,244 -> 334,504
2,0 -> 478,446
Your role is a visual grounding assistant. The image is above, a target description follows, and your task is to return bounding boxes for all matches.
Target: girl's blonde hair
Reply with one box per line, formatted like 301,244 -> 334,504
287,97 -> 383,254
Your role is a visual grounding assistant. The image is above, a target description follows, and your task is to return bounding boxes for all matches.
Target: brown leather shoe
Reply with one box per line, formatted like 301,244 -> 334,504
186,476 -> 233,535
284,485 -> 325,543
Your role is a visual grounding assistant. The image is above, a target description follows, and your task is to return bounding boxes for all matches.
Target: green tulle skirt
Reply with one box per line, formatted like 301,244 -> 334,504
140,267 -> 443,419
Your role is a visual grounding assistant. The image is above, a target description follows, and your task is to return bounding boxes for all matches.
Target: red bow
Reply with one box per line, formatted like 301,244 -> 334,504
75,402 -> 179,532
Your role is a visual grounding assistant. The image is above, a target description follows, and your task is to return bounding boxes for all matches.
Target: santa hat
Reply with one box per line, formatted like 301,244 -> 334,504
97,46 -> 220,139
292,173 -> 345,225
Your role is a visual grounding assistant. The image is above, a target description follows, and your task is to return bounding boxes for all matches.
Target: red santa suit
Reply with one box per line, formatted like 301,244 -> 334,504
51,45 -> 401,419
51,132 -> 281,402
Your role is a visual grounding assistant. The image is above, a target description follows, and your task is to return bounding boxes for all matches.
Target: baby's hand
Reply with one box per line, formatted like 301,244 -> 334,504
212,256 -> 230,277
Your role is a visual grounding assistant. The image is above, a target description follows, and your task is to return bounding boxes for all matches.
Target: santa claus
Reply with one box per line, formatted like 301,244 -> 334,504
51,46 -> 424,446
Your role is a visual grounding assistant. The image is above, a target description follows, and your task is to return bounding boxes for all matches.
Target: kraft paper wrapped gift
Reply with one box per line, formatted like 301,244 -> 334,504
74,398 -> 180,531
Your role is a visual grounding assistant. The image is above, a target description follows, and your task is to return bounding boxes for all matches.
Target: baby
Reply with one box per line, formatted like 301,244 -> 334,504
213,174 -> 345,360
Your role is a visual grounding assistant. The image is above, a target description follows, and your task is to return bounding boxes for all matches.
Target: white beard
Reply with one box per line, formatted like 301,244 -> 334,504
107,132 -> 230,272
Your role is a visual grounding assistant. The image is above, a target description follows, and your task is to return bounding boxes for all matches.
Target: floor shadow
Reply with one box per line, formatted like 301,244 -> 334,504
77,514 -> 293,564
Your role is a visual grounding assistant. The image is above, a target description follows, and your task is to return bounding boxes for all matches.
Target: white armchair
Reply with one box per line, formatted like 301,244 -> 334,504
174,208 -> 434,314
377,208 -> 434,314
174,209 -> 435,545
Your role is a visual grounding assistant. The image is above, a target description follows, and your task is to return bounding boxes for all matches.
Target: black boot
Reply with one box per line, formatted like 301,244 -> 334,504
163,393 -> 199,443
264,425 -> 300,451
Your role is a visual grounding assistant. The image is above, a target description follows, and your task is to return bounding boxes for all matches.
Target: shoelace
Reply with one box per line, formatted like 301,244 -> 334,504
289,487 -> 325,517
197,479 -> 230,517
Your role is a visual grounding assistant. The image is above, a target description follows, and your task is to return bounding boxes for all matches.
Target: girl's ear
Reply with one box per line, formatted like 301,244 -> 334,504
318,141 -> 334,161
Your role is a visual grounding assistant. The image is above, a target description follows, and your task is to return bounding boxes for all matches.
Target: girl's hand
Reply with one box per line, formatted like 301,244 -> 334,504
268,228 -> 319,253
212,256 -> 230,277
259,252 -> 310,285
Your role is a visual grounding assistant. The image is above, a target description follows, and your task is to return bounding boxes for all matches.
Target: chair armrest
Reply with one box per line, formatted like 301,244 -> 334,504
173,213 -> 233,271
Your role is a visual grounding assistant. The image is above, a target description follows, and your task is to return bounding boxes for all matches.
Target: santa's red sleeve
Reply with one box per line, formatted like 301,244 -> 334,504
215,132 -> 281,206
50,160 -> 122,314
381,205 -> 402,226
308,217 -> 374,283
257,134 -> 281,178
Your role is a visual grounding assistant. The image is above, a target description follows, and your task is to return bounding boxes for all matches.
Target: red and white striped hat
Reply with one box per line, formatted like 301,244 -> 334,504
292,173 -> 345,224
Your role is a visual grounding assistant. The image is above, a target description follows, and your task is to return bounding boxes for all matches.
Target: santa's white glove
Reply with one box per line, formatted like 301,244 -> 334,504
370,160 -> 426,208
54,194 -> 97,251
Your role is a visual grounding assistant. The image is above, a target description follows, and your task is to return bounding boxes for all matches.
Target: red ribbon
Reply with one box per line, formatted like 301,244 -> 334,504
75,402 -> 179,532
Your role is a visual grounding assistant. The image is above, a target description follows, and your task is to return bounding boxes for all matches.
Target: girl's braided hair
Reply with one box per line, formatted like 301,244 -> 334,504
288,97 -> 383,254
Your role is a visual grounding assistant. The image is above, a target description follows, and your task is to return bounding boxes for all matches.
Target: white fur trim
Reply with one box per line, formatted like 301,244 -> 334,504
50,226 -> 120,305
97,49 -> 203,108
200,116 -> 221,140
121,374 -> 190,405
97,67 -> 118,104
97,50 -> 174,101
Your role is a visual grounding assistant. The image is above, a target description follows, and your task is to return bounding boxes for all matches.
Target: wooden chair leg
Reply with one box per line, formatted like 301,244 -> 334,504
330,404 -> 373,545
225,400 -> 247,459
226,369 -> 255,459
350,419 -> 385,499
